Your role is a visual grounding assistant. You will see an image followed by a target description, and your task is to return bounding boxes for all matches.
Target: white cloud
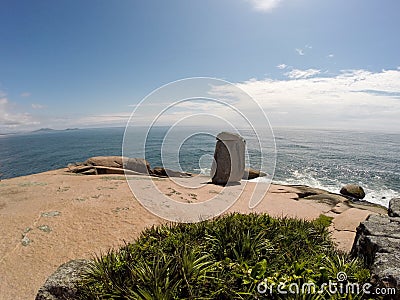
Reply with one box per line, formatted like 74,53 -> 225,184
246,0 -> 283,12
328,54 -> 334,58
0,95 -> 38,130
32,103 -> 45,109
295,48 -> 305,56
3,69 -> 400,133
276,64 -> 287,70
209,68 -> 400,131
77,113 -> 131,125
285,68 -> 321,79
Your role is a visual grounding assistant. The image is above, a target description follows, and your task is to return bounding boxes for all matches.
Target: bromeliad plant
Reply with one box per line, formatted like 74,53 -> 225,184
77,213 -> 370,299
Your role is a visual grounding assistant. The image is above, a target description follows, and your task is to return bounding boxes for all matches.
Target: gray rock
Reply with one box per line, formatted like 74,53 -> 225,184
358,215 -> 400,239
123,157 -> 151,174
24,227 -> 32,233
38,225 -> 52,233
372,253 -> 400,290
351,211 -> 400,291
211,132 -> 245,185
303,194 -> 346,206
69,156 -> 152,175
340,184 -> 366,199
35,259 -> 91,300
389,198 -> 400,217
85,156 -> 123,168
21,235 -> 31,246
152,167 -> 192,178
289,185 -> 331,198
242,168 -> 266,180
41,211 -> 61,217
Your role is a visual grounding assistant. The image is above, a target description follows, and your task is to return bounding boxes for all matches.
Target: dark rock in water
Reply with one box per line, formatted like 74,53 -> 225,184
35,259 -> 91,300
242,168 -> 266,180
211,132 -> 245,185
340,184 -> 366,199
389,198 -> 400,217
351,205 -> 400,294
152,167 -> 192,178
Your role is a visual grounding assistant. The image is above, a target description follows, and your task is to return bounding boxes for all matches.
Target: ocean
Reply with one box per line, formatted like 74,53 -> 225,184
0,127 -> 398,207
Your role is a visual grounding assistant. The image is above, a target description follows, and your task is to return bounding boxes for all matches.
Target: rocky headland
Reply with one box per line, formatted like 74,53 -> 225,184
0,155 -> 397,299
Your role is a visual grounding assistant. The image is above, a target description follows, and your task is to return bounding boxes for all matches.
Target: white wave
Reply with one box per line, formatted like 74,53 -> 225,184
193,168 -> 212,175
250,170 -> 399,208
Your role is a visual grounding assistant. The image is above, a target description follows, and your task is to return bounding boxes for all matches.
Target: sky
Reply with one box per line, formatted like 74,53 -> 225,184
1,0 -> 400,133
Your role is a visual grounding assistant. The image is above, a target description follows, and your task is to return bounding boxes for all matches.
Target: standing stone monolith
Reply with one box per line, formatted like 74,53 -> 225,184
211,132 -> 245,185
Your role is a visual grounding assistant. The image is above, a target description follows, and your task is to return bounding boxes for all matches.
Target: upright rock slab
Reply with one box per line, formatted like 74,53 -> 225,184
211,132 -> 245,185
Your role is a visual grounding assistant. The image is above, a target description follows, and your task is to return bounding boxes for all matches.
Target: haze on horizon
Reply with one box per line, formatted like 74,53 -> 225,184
1,0 -> 399,133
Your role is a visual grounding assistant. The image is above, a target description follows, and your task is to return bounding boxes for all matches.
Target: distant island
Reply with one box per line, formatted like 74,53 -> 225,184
31,128 -> 57,133
31,127 -> 79,134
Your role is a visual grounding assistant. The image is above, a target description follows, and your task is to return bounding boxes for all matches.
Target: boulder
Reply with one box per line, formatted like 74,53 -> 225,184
389,198 -> 400,217
211,132 -> 245,185
340,184 -> 366,199
152,167 -> 192,178
35,259 -> 91,300
242,168 -> 267,180
69,156 -> 152,175
123,158 -> 151,174
85,156 -> 123,168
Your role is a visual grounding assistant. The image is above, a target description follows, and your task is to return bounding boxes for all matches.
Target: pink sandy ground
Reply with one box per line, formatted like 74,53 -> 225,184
0,169 -> 383,299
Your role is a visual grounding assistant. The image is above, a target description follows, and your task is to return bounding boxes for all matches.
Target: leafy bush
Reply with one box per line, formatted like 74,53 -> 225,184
77,213 -> 370,299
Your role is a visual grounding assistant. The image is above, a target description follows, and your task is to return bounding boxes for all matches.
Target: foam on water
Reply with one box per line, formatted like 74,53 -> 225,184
250,170 -> 399,208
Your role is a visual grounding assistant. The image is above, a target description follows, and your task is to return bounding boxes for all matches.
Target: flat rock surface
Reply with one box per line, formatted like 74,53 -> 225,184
333,208 -> 373,231
0,169 -> 384,300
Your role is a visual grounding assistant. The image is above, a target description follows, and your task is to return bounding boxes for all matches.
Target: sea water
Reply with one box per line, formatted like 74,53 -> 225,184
0,127 -> 398,207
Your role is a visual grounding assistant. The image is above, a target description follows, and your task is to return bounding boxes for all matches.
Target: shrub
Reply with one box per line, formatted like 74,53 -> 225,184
77,213 -> 370,299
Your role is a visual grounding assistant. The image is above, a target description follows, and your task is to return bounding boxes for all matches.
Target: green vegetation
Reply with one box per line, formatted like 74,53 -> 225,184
77,213 -> 370,299
314,214 -> 334,228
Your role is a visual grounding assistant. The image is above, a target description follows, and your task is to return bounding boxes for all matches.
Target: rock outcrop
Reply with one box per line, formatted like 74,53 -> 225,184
152,167 -> 192,178
35,259 -> 91,300
211,132 -> 245,185
242,168 -> 267,180
123,157 -> 151,174
340,184 -> 366,199
85,156 -> 123,168
351,198 -> 400,297
68,156 -> 151,175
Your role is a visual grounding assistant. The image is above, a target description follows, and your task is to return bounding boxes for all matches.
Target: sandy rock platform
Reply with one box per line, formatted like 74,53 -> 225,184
0,169 -> 386,299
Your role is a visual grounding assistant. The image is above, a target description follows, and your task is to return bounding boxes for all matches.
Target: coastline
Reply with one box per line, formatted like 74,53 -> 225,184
0,168 -> 387,300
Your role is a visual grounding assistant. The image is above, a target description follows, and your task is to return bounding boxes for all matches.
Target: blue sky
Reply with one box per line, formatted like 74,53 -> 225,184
1,0 -> 399,132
